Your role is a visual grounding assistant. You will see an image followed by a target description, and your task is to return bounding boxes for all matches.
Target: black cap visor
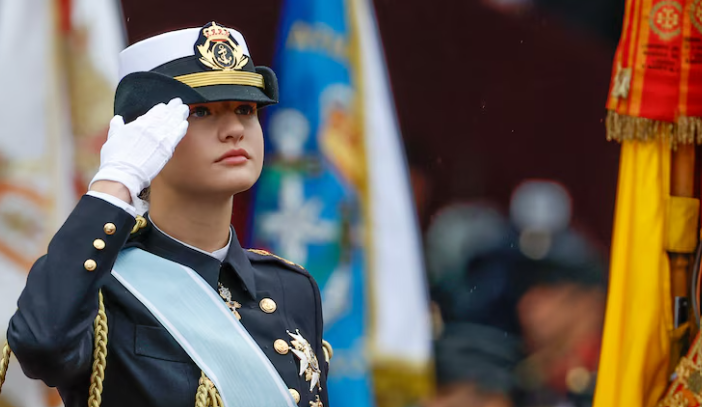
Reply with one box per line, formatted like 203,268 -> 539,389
114,65 -> 278,123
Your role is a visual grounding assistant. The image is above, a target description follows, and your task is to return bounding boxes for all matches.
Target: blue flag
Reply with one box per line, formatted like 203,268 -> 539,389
250,0 -> 433,406
250,1 -> 373,406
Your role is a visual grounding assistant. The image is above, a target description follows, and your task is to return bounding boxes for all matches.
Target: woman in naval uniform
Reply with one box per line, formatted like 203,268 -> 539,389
1,22 -> 329,407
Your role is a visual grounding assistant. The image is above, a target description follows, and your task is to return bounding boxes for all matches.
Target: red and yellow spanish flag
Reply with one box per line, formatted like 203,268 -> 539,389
595,1 -> 702,406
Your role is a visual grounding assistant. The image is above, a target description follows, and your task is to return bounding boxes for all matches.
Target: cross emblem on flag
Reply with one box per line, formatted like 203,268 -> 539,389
259,175 -> 337,265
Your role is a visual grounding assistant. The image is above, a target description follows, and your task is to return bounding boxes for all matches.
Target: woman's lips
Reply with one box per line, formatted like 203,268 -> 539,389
216,149 -> 250,165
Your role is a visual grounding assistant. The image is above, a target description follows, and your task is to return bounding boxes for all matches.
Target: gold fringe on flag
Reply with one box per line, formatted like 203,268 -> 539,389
606,111 -> 702,146
373,361 -> 434,407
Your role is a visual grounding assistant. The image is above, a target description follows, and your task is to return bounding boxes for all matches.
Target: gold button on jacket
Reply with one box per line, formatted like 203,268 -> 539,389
104,223 -> 117,235
289,388 -> 300,404
84,259 -> 97,271
259,298 -> 277,313
274,339 -> 290,355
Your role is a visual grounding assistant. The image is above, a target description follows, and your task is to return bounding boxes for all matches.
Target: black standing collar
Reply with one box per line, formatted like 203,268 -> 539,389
126,215 -> 257,298
222,227 -> 258,297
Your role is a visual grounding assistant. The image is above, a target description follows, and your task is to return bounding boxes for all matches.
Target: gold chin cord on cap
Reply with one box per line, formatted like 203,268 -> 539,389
0,291 -> 224,407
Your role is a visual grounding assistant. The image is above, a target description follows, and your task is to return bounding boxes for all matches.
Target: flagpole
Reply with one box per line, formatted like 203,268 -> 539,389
669,144 -> 698,368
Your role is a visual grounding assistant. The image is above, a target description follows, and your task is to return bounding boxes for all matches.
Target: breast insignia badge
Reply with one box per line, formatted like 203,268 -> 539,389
288,329 -> 322,391
218,283 -> 242,320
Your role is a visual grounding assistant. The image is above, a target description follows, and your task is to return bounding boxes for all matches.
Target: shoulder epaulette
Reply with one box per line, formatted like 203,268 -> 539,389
246,249 -> 308,274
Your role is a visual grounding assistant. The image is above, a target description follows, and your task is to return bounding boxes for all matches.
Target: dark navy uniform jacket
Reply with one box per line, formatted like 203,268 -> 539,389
7,195 -> 329,407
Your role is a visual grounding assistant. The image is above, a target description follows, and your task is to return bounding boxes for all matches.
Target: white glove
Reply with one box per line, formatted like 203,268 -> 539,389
90,98 -> 190,211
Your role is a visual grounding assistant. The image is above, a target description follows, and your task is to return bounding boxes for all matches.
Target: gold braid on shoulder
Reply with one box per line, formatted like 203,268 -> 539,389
247,249 -> 305,269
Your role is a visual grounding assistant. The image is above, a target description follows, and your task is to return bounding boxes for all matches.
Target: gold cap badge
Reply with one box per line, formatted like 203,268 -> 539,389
195,21 -> 249,71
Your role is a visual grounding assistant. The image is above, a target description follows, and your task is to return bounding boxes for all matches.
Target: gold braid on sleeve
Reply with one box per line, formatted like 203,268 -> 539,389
0,289 -> 224,407
0,341 -> 11,393
0,291 -> 109,402
88,290 -> 109,407
195,371 -> 223,407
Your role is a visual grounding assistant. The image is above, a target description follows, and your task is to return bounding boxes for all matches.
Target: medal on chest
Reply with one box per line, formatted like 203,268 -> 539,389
287,329 -> 322,392
218,283 -> 242,320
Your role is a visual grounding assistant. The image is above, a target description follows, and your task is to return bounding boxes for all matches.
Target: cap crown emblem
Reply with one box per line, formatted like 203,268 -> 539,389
195,22 -> 249,71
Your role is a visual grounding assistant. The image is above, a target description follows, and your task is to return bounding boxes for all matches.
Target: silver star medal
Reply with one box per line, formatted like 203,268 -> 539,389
288,329 -> 322,391
218,283 -> 242,320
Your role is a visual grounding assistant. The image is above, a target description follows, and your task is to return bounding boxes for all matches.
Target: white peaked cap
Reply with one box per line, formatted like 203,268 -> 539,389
113,22 -> 277,124
118,25 -> 251,80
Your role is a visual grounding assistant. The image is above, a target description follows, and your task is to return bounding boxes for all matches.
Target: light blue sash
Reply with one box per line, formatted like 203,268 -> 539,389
111,248 -> 296,407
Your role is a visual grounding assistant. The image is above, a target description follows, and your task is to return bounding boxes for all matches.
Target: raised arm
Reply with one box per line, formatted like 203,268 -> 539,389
7,195 -> 135,386
6,98 -> 189,387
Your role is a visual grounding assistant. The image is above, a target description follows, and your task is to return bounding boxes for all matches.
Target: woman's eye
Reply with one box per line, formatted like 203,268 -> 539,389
190,107 -> 211,118
235,105 -> 257,116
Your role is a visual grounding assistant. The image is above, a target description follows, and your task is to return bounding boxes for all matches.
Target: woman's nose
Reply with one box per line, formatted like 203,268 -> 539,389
219,112 -> 245,141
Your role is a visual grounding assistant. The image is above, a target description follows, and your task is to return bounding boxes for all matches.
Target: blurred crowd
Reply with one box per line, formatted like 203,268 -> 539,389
400,1 -> 623,404
422,180 -> 607,407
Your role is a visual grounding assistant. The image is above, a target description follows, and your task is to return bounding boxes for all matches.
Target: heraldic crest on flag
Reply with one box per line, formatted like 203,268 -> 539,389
606,0 -> 702,144
659,335 -> 702,406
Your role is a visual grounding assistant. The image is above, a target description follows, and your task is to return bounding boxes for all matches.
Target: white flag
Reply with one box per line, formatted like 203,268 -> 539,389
351,0 -> 433,397
0,0 -> 124,405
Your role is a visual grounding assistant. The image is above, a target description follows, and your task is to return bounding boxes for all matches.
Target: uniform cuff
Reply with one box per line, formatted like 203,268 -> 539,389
86,191 -> 137,218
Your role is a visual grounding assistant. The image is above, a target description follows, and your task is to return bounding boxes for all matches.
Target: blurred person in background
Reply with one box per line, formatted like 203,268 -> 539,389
426,202 -> 518,407
510,181 -> 605,407
425,180 -> 607,407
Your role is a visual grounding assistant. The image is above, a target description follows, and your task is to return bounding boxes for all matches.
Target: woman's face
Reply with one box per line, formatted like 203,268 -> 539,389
153,100 -> 264,197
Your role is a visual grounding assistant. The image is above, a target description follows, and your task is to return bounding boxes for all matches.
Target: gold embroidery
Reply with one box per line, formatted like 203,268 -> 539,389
309,395 -> 324,407
247,249 -> 305,269
174,71 -> 264,89
649,0 -> 683,41
658,334 -> 702,406
196,22 -> 249,71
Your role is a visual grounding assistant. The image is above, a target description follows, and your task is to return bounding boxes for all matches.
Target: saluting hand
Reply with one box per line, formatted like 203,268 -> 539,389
89,98 -> 190,206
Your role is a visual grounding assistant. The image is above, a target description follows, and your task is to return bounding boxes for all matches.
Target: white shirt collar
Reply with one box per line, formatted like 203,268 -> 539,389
148,215 -> 232,262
